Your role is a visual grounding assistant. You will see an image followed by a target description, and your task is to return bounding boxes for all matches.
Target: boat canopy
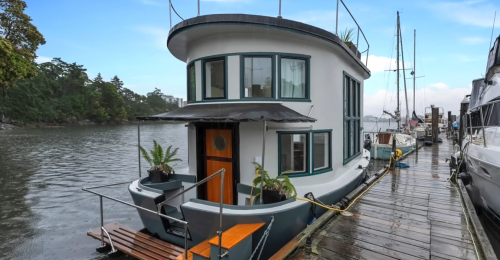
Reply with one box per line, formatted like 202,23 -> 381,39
136,103 -> 317,122
486,34 -> 500,81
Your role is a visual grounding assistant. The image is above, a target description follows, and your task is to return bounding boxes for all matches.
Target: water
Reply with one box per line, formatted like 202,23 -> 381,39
0,124 -> 188,260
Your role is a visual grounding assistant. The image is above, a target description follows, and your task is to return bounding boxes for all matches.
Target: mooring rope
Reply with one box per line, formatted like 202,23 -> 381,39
249,215 -> 274,260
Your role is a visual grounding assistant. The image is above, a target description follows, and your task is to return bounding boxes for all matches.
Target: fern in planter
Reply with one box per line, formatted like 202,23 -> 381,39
139,140 -> 181,183
340,28 -> 355,47
251,162 -> 297,203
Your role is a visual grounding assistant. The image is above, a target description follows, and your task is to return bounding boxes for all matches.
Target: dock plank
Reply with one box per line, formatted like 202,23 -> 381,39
293,137 -> 483,260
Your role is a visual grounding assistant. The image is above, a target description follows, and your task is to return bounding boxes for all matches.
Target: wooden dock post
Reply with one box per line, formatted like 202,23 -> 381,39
432,106 -> 439,143
447,111 -> 452,136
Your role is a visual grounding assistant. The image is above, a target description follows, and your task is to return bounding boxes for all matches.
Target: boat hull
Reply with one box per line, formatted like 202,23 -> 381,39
128,172 -> 364,259
465,138 -> 500,217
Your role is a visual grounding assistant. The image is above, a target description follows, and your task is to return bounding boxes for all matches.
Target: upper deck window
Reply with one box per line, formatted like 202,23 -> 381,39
279,56 -> 309,99
187,63 -> 196,101
242,56 -> 274,98
204,57 -> 226,99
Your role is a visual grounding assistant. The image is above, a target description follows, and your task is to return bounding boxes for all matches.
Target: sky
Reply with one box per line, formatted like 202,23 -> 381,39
25,0 -> 499,116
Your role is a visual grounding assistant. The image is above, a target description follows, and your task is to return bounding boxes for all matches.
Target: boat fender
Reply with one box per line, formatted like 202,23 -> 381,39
459,172 -> 471,186
465,184 -> 482,208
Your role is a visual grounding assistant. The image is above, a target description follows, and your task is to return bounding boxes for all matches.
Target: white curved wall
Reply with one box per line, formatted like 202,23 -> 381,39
180,25 -> 369,204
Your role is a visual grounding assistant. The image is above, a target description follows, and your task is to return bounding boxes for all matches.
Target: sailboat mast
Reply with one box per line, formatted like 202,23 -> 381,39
400,26 -> 410,132
396,11 -> 400,131
413,30 -> 416,114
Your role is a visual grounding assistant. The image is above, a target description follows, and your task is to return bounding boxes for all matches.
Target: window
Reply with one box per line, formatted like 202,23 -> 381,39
279,57 -> 309,99
313,132 -> 331,172
343,72 -> 361,163
187,63 -> 196,101
204,57 -> 226,99
242,56 -> 274,98
280,133 -> 308,174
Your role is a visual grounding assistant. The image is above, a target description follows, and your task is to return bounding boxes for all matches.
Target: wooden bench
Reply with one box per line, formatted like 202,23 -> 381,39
88,222 -> 184,260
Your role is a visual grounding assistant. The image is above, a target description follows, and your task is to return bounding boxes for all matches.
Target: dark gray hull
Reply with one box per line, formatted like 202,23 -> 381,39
128,173 -> 364,259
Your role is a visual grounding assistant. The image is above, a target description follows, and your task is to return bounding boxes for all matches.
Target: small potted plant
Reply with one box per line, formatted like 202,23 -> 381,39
139,140 -> 181,183
252,162 -> 297,204
340,28 -> 360,58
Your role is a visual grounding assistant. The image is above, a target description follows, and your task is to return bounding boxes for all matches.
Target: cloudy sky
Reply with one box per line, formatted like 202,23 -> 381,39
27,0 -> 499,116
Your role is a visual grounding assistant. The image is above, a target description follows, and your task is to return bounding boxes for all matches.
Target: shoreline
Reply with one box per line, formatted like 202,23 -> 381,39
0,119 -> 181,130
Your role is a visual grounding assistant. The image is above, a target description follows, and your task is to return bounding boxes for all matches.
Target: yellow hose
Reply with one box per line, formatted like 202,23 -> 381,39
297,156 -> 393,212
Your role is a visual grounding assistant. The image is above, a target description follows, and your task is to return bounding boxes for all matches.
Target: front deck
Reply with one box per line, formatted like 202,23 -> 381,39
283,136 -> 496,260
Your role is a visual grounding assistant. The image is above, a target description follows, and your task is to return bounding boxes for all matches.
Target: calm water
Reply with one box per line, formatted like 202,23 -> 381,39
0,124 -> 188,260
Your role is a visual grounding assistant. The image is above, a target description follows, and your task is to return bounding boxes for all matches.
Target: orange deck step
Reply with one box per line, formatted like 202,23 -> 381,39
174,238 -> 211,260
88,222 -> 184,260
208,223 -> 265,250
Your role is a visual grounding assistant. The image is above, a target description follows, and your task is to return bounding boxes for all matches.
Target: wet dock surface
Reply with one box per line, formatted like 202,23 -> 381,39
300,137 -> 482,260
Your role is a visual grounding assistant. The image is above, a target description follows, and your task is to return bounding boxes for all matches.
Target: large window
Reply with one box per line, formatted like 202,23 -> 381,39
187,63 -> 196,101
343,72 -> 361,163
313,132 -> 331,172
279,56 -> 309,99
204,57 -> 226,99
280,133 -> 308,174
242,56 -> 273,98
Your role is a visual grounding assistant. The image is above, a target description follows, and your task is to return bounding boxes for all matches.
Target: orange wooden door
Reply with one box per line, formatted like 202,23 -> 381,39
205,129 -> 233,205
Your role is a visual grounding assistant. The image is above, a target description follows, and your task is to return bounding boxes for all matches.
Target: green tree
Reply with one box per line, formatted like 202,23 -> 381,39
0,0 -> 45,120
110,75 -> 123,93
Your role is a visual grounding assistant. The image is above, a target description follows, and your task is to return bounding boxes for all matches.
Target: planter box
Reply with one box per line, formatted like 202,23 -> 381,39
349,44 -> 361,59
149,170 -> 170,183
262,189 -> 286,204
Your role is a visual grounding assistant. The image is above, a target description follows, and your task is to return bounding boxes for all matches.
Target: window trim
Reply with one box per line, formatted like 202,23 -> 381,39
278,54 -> 311,101
239,55 -> 276,100
202,56 -> 227,100
312,130 -> 333,174
277,131 -> 310,177
187,62 -> 196,102
343,71 -> 361,165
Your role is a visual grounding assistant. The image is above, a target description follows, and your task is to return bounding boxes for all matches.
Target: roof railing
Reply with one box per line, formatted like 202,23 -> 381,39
168,0 -> 370,67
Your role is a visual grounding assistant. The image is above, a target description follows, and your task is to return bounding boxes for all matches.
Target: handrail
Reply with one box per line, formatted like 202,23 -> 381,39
167,0 -> 370,66
101,227 -> 118,254
83,181 -> 190,259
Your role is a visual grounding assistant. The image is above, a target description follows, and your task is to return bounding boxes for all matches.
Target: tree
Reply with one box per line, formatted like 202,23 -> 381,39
0,0 -> 45,121
110,75 -> 123,93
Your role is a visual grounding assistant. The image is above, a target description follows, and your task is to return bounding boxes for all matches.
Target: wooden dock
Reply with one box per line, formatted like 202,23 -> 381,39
283,136 -> 495,260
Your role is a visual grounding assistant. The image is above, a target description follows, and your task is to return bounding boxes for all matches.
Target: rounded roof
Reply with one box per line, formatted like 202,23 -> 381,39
167,14 -> 370,77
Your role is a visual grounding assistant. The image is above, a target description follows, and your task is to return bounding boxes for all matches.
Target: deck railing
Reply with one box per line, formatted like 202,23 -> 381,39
167,0 -> 370,67
82,168 -> 226,260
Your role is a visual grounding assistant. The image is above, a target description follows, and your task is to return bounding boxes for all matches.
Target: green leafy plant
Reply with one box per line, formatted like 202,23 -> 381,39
251,162 -> 297,198
139,140 -> 181,174
340,28 -> 355,47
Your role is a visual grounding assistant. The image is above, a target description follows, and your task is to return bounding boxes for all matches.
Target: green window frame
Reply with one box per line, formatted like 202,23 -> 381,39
202,57 -> 227,100
278,131 -> 310,176
187,63 -> 196,102
343,72 -> 361,164
312,130 -> 332,174
240,55 -> 275,99
278,55 -> 311,101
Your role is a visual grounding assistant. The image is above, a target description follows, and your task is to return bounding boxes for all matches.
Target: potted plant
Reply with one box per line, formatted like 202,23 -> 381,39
139,140 -> 181,183
340,28 -> 360,58
251,162 -> 297,204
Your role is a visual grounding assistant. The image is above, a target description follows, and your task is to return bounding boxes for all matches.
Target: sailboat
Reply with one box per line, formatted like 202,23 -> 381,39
370,12 -> 417,160
410,30 -> 428,139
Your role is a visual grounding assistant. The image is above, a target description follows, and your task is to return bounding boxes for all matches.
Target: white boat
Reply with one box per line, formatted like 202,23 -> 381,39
102,3 -> 374,259
462,33 -> 500,219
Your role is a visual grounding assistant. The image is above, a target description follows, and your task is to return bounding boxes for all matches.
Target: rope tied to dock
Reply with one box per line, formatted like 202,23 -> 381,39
249,215 -> 274,260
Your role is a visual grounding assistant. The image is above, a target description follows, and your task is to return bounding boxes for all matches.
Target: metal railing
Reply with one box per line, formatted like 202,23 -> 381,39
167,0 -> 370,66
83,168 -> 227,259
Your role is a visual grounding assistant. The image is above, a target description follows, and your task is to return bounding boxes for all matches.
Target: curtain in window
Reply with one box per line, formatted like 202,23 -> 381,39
281,58 -> 306,98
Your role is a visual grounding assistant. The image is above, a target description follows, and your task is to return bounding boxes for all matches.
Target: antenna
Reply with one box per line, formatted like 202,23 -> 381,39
489,11 -> 496,51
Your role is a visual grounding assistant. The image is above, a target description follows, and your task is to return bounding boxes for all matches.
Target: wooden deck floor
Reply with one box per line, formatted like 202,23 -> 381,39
307,137 -> 481,260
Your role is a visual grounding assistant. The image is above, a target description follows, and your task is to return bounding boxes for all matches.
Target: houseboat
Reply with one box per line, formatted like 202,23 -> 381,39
97,6 -> 371,260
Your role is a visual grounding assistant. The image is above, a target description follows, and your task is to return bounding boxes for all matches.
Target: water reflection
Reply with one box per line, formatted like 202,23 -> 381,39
0,124 -> 188,260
